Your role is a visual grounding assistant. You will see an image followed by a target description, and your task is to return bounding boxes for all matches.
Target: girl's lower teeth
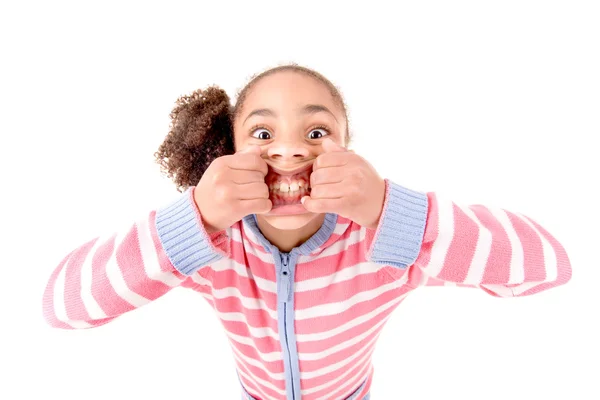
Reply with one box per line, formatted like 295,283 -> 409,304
269,187 -> 310,206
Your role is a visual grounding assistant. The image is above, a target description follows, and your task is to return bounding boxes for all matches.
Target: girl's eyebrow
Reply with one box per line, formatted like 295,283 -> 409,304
243,108 -> 275,124
243,104 -> 338,125
302,104 -> 338,122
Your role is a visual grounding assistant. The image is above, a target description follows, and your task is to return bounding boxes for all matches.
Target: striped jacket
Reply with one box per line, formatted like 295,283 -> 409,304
42,180 -> 572,400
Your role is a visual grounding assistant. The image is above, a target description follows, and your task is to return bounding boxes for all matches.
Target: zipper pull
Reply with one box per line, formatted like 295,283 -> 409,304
281,253 -> 292,302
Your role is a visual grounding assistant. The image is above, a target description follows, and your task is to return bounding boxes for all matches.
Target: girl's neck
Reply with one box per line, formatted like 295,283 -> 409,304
255,214 -> 326,253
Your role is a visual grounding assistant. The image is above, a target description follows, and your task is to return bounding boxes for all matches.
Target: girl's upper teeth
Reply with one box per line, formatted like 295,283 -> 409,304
272,179 -> 308,192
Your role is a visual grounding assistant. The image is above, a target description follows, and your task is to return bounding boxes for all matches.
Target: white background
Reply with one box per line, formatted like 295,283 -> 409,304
1,1 -> 598,399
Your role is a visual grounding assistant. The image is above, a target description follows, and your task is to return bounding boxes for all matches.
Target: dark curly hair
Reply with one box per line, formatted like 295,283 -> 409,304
154,64 -> 350,193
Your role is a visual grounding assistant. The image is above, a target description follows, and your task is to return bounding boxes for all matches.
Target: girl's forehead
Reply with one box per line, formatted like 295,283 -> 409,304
240,72 -> 341,114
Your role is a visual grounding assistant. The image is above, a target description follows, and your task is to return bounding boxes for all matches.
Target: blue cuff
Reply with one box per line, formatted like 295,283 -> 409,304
155,187 -> 224,275
369,180 -> 429,269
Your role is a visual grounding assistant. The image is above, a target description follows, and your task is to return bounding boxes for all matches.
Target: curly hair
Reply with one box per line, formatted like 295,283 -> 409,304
154,64 -> 350,193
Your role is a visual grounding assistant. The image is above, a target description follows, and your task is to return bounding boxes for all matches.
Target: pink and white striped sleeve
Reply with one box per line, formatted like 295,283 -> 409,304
42,187 -> 229,329
367,180 -> 572,298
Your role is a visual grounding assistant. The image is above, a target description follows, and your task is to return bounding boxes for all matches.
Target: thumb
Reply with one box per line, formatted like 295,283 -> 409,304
300,195 -> 321,214
322,137 -> 347,153
300,195 -> 312,211
237,145 -> 262,155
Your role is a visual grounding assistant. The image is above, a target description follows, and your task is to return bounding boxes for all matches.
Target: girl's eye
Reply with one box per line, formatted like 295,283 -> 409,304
308,129 -> 329,140
251,129 -> 272,140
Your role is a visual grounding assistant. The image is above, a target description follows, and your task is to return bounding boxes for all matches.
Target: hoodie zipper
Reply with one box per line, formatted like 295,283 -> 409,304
281,253 -> 292,302
281,253 -> 295,399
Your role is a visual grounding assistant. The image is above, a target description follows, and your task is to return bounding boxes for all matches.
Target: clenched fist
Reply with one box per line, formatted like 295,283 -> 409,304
301,138 -> 386,230
194,145 -> 272,233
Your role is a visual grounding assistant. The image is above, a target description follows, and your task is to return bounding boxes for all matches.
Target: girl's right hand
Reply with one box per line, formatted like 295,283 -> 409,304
194,145 -> 272,233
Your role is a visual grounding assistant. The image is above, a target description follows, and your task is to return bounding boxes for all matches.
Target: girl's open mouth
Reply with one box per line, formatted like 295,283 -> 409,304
265,164 -> 312,215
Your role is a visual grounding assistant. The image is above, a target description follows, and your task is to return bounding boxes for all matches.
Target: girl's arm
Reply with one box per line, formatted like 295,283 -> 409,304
42,187 -> 229,328
365,180 -> 572,297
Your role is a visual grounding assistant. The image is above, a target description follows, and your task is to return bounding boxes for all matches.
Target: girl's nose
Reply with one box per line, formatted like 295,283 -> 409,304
267,143 -> 310,159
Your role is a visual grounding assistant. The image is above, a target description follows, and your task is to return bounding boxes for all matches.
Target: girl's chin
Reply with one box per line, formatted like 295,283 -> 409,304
259,207 -> 318,229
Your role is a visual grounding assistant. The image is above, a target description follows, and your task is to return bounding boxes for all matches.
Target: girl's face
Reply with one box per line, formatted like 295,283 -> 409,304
233,71 -> 347,230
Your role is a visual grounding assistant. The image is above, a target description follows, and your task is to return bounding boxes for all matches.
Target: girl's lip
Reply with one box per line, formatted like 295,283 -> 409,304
267,163 -> 313,177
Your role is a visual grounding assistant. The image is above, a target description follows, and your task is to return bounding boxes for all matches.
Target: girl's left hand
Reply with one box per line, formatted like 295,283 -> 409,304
301,138 -> 386,230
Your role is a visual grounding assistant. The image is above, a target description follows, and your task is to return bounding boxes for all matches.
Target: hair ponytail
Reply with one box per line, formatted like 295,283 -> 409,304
154,86 -> 234,192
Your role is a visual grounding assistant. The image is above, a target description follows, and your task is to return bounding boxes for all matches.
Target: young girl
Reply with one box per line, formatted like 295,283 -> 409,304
42,64 -> 572,400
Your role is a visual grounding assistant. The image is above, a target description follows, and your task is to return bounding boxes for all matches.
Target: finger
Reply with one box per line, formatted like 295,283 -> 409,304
229,151 -> 268,175
300,196 -> 343,214
237,144 -> 262,155
322,137 -> 347,153
240,198 -> 272,215
236,182 -> 270,200
309,182 -> 347,199
229,169 -> 266,184
310,167 -> 345,187
313,151 -> 351,170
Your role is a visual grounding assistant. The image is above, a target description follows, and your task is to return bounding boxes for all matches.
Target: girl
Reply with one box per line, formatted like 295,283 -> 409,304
42,64 -> 572,400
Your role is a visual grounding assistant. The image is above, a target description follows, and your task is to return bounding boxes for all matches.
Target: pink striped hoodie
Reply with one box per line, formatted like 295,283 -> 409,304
42,179 -> 572,400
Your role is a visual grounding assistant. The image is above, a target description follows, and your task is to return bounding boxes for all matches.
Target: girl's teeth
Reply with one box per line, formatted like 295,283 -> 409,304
270,179 -> 310,194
